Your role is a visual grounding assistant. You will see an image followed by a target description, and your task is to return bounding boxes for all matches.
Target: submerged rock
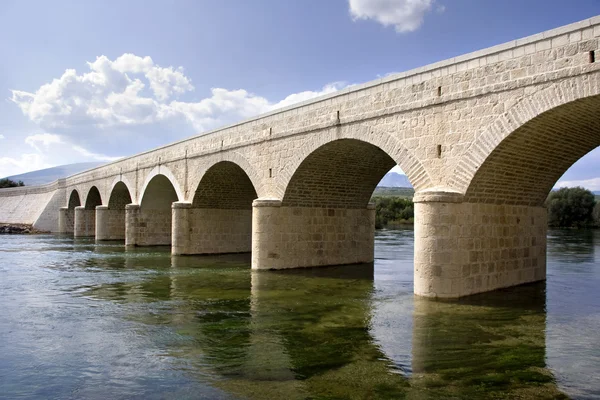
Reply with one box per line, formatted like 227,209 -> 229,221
0,224 -> 48,234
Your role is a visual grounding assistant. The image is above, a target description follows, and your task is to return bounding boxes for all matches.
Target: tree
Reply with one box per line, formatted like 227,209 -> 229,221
0,178 -> 24,188
546,187 -> 596,228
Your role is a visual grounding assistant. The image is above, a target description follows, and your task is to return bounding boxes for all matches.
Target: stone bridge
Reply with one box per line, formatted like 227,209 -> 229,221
2,16 -> 600,298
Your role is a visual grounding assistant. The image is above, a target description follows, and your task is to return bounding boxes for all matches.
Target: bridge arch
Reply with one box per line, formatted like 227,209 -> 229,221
67,189 -> 81,209
84,186 -> 102,210
281,138 -> 397,208
139,165 -> 184,204
276,126 -> 431,199
108,176 -> 135,206
453,76 -> 600,204
187,152 -> 262,202
192,160 -> 258,209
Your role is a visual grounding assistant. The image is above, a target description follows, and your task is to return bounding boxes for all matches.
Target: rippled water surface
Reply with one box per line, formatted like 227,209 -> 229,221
1,229 -> 599,399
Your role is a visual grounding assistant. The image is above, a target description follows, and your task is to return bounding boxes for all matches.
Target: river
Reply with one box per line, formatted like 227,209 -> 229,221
0,229 -> 599,399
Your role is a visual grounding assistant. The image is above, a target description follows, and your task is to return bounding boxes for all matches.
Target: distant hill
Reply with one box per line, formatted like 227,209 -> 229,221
377,172 -> 412,188
4,162 -> 105,186
372,187 -> 414,198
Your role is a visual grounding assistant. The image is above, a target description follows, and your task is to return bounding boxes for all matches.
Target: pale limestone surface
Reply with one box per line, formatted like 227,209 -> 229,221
1,16 -> 599,297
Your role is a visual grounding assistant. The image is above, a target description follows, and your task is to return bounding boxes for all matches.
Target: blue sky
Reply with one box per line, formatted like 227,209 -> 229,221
1,0 -> 599,187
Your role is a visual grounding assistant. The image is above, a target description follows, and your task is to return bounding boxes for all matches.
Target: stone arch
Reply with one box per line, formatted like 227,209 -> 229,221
192,161 -> 258,209
84,186 -> 102,210
108,182 -> 133,210
108,176 -> 135,205
67,189 -> 81,209
281,138 -> 397,208
139,165 -> 183,204
275,125 -> 431,200
188,152 -> 263,202
453,75 -> 600,206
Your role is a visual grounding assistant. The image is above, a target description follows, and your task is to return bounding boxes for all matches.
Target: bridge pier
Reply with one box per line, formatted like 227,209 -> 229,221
171,202 -> 252,255
74,206 -> 95,237
58,207 -> 74,234
413,191 -> 547,298
251,199 -> 375,270
125,203 -> 172,246
95,205 -> 126,241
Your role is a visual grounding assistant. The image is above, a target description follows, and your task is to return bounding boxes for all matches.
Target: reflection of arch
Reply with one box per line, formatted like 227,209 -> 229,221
188,152 -> 262,201
108,176 -> 135,204
108,181 -> 133,210
453,79 -> 600,205
276,128 -> 431,199
68,189 -> 81,209
282,139 -> 396,208
139,165 -> 183,203
84,186 -> 102,210
192,161 -> 257,209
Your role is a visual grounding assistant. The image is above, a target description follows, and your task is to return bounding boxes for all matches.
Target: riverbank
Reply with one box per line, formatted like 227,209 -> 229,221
0,223 -> 49,234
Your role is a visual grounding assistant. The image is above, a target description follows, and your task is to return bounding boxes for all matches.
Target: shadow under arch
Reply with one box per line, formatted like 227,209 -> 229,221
174,161 -> 258,255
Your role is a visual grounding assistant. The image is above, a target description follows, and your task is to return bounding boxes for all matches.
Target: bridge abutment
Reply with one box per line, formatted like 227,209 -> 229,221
413,191 -> 547,298
125,204 -> 140,246
74,206 -> 95,237
172,202 -> 252,255
251,199 -> 375,270
96,205 -> 126,241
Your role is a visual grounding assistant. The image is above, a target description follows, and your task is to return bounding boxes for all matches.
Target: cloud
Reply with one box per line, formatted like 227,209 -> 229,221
348,0 -> 438,33
10,53 -> 348,157
0,153 -> 51,178
0,134 -> 4,139
555,178 -> 600,192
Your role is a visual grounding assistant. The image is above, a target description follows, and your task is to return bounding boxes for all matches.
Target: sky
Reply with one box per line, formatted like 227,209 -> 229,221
0,0 -> 599,188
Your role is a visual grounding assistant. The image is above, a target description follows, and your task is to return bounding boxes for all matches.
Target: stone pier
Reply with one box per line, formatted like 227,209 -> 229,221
171,201 -> 253,255
125,203 -> 172,246
251,199 -> 376,270
58,207 -> 74,234
74,206 -> 95,237
95,205 -> 127,241
413,191 -> 547,298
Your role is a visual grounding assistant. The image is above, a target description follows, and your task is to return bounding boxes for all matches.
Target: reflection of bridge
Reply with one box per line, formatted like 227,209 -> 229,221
1,17 -> 600,297
80,257 -> 562,399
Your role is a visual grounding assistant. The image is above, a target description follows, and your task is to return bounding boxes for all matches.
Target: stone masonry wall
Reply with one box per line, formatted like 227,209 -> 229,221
74,207 -> 96,237
172,206 -> 252,255
135,209 -> 172,246
414,201 -> 547,298
252,202 -> 375,269
96,206 -> 126,240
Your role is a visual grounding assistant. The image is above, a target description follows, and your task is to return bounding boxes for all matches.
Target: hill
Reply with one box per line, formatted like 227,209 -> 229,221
4,162 -> 105,186
377,172 -> 412,188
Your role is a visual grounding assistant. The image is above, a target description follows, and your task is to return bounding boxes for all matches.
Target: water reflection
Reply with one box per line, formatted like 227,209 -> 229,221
3,231 -> 599,399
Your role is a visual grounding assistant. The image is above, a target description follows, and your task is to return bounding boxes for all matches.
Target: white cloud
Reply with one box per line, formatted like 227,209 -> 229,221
10,53 -> 348,156
6,53 -> 351,176
348,0 -> 438,33
555,178 -> 600,191
0,153 -> 51,178
0,134 -> 4,139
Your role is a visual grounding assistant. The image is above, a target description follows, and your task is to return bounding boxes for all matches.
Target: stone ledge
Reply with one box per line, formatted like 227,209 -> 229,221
252,199 -> 282,208
413,189 -> 464,203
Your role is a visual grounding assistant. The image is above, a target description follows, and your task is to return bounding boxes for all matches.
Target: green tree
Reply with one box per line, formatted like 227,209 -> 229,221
546,187 -> 596,228
0,178 -> 24,188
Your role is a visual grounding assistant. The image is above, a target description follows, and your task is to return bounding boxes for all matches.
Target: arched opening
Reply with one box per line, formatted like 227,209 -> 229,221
68,190 -> 81,210
174,161 -> 258,255
254,139 -> 399,270
465,95 -> 600,206
74,186 -> 102,237
283,139 -> 396,208
137,174 -> 179,246
98,182 -> 133,241
60,190 -> 81,234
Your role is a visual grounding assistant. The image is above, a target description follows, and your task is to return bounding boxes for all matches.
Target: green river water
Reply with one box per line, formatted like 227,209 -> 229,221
0,229 -> 599,399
